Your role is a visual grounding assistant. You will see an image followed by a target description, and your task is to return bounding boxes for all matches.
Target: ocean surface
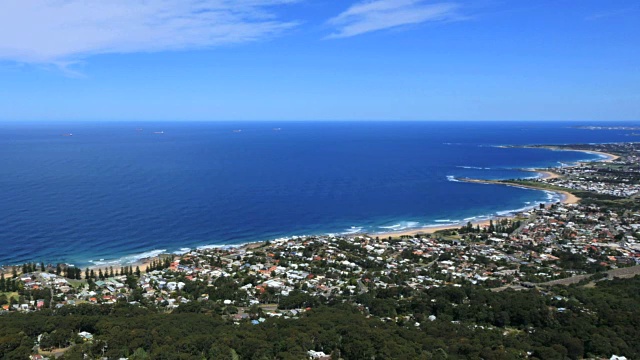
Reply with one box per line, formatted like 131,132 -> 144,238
1,121 -> 637,267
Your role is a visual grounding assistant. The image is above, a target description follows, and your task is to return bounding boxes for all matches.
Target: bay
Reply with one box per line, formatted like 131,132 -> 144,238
0,120 -> 635,266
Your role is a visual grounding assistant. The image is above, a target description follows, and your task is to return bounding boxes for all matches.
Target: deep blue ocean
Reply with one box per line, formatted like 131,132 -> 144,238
1,121 -> 637,267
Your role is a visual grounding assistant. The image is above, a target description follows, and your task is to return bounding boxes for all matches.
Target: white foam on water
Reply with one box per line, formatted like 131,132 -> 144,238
457,166 -> 492,170
496,206 -> 532,216
378,221 -> 421,231
495,190 -> 562,217
544,190 -> 560,201
90,249 -> 167,267
342,226 -> 364,234
404,221 -> 420,228
196,244 -> 225,250
523,173 -> 544,180
422,222 -> 459,228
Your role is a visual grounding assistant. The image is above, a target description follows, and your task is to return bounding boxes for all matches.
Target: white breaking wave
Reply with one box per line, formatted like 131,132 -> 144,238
174,248 -> 192,255
198,243 -> 246,251
90,249 -> 167,267
197,244 -> 225,250
446,175 -> 460,182
544,190 -> 562,202
342,226 -> 364,234
422,222 -> 461,228
496,206 -> 532,216
496,191 -> 561,217
378,221 -> 420,231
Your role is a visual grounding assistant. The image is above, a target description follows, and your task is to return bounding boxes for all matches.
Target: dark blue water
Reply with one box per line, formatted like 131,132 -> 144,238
0,121 -> 636,266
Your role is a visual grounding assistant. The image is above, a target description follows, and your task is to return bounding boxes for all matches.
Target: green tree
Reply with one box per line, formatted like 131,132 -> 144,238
129,347 -> 150,360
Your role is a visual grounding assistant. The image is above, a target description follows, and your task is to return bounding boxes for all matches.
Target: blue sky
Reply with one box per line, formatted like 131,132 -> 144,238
1,0 -> 639,121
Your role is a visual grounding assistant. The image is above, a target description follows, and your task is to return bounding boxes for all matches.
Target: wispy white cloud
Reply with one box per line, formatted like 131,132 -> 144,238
0,0 -> 299,64
327,0 -> 463,38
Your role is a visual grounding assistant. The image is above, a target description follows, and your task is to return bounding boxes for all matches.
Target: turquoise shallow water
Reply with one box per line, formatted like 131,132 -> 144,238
0,120 -> 633,266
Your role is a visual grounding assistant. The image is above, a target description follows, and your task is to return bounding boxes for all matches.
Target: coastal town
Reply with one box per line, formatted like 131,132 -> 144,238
3,1 -> 640,358
2,143 -> 640,360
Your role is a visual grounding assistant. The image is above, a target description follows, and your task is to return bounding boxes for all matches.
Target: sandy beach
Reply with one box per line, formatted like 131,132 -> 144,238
88,255 -> 170,278
374,183 -> 579,239
464,177 -> 580,206
522,145 -> 620,163
462,179 -> 581,205
575,149 -> 620,162
373,151 -> 599,239
536,170 -> 562,179
374,219 -> 494,238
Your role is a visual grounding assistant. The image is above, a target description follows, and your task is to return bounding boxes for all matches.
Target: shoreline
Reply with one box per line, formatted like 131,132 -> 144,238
88,257 -> 157,275
516,145 -> 620,163
532,169 -> 562,179
0,147 -> 620,270
372,145 -> 617,239
374,181 -> 578,239
459,178 -> 580,205
576,149 -> 620,162
372,219 -> 494,238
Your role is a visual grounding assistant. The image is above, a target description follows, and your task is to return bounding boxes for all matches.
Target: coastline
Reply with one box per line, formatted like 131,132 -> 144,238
85,241 -> 270,275
373,181 -> 579,239
518,145 -> 620,163
0,146 -> 620,270
372,145 -> 618,240
574,149 -> 619,162
88,257 -> 156,275
459,178 -> 580,205
86,157 -> 588,269
533,170 -> 562,179
460,178 -> 580,204
373,219 -> 494,238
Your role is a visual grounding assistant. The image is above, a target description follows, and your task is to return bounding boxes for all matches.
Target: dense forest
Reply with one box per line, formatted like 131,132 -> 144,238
2,276 -> 639,360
